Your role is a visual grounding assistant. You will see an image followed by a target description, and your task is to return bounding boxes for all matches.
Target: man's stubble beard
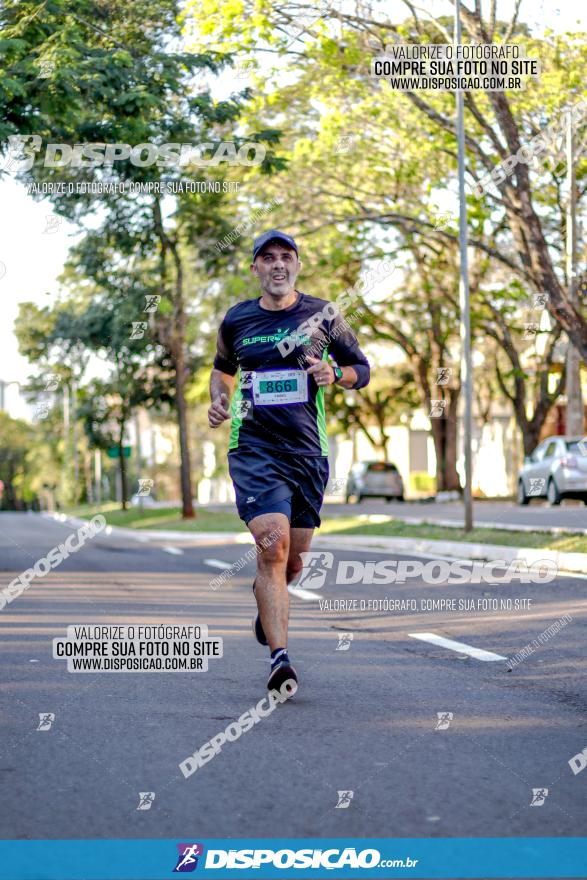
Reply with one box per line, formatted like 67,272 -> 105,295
263,277 -> 296,299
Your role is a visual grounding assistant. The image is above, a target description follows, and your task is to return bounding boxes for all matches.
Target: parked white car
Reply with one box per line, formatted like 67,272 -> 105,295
345,461 -> 405,503
517,436 -> 587,506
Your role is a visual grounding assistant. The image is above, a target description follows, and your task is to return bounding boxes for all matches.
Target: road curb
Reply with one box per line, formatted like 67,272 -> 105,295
313,534 -> 587,574
40,512 -> 254,545
352,513 -> 587,536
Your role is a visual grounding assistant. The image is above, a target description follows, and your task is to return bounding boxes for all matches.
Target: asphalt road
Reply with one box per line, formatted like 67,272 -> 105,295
1,512 -> 586,846
205,498 -> 587,532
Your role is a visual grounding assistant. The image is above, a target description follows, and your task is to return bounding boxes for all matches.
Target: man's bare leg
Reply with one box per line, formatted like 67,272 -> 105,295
247,512 -> 290,652
286,527 -> 315,586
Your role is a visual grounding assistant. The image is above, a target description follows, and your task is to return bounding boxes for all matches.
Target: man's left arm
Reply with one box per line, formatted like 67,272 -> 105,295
306,356 -> 361,389
324,312 -> 371,389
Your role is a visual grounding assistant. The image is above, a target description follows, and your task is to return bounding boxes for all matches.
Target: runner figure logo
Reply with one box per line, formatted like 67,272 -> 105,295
37,713 -> 55,731
173,843 -> 204,872
530,788 -> 548,806
335,790 -> 354,809
532,293 -> 549,309
432,212 -> 453,231
435,367 -> 452,385
334,134 -> 355,154
233,399 -> 252,420
136,792 -> 155,811
327,477 -> 346,495
529,477 -> 545,496
429,399 -> 447,418
297,551 -> 334,590
235,59 -> 255,79
434,712 -> 453,730
144,295 -> 161,313
335,632 -> 353,652
44,374 -> 61,391
42,214 -> 61,234
38,59 -> 56,78
34,402 -> 51,420
130,322 -> 148,339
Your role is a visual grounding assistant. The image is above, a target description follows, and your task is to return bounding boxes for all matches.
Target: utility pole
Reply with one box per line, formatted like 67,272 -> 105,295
455,0 -> 473,530
71,378 -> 79,499
565,108 -> 584,436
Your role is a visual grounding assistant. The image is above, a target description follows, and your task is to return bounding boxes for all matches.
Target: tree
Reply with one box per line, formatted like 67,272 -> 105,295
0,413 -> 35,510
1,0 -> 284,517
331,369 -> 419,458
181,0 -> 584,470
479,289 -> 567,455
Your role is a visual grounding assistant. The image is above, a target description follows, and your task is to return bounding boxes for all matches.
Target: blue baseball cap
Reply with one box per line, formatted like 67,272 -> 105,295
252,229 -> 298,261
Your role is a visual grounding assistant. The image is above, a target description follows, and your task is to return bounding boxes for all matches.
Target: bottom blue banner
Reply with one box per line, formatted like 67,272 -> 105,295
0,837 -> 585,879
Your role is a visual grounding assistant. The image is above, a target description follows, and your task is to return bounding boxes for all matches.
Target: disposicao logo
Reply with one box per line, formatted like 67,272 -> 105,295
173,843 -> 204,872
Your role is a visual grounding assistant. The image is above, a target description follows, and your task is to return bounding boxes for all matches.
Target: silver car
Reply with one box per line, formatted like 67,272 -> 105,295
517,436 -> 587,506
345,461 -> 405,503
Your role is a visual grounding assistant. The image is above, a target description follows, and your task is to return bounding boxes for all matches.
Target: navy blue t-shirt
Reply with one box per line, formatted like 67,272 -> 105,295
213,290 -> 370,456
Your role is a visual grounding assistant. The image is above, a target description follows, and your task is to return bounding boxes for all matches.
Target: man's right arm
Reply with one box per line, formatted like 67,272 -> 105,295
208,369 -> 236,428
208,320 -> 238,428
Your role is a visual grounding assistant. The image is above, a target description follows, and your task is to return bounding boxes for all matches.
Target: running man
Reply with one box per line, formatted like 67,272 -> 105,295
208,230 -> 370,694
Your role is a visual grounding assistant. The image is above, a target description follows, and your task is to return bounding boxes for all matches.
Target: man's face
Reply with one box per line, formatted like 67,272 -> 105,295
250,242 -> 301,298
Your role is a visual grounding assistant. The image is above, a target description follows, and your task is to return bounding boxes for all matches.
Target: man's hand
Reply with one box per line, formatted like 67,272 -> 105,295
208,392 -> 231,428
306,356 -> 335,387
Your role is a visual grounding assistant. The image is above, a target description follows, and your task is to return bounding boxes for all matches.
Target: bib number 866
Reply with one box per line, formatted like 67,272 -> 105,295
264,379 -> 293,393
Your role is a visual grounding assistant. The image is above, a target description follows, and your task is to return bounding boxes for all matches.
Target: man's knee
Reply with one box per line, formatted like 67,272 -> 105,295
256,531 -> 289,565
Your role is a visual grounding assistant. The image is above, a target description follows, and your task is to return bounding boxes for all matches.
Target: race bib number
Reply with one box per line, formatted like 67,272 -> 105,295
251,370 -> 308,406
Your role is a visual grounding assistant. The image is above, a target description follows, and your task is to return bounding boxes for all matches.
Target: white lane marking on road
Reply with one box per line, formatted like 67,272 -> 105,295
204,559 -> 232,570
408,631 -> 507,661
556,569 -> 587,581
161,546 -> 184,556
288,585 -> 322,601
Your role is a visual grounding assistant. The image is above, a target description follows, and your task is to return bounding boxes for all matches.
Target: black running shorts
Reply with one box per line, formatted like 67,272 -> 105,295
228,446 -> 329,528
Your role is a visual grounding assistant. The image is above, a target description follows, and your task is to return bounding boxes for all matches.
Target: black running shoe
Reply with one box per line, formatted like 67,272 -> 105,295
267,651 -> 298,696
251,580 -> 268,646
253,613 -> 268,646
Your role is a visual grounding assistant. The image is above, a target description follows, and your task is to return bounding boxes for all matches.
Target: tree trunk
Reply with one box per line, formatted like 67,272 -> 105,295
521,424 -> 543,458
444,393 -> 461,491
173,347 -> 194,518
153,199 -> 194,519
429,390 -> 461,492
